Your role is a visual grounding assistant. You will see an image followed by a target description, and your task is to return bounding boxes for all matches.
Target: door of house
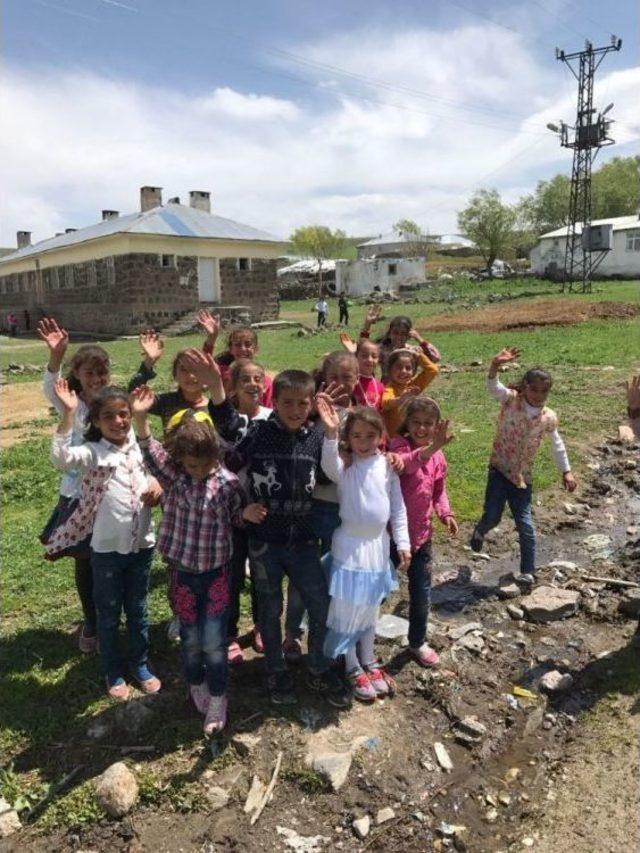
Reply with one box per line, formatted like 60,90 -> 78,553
198,258 -> 220,302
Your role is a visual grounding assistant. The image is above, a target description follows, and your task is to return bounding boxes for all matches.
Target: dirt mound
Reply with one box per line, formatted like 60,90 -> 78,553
421,299 -> 640,333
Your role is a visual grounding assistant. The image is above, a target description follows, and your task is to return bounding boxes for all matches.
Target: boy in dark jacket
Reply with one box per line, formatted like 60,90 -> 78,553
183,349 -> 350,709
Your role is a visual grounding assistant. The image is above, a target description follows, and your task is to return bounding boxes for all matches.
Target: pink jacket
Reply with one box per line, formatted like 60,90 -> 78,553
389,436 -> 453,552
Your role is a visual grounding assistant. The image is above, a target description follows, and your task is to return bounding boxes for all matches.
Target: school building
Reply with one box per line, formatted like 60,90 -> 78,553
0,187 -> 284,335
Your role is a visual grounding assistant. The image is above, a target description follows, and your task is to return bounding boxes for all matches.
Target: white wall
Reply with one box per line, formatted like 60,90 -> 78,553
531,227 -> 640,276
335,258 -> 425,295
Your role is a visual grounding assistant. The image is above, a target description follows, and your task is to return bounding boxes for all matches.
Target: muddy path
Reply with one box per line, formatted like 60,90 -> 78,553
4,436 -> 639,853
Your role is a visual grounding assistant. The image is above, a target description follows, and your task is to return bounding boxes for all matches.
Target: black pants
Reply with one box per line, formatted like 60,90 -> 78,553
228,528 -> 259,639
339,308 -> 349,325
75,555 -> 97,635
317,312 -> 327,327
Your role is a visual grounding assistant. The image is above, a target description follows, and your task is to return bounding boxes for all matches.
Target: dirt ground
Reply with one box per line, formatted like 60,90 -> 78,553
418,299 -> 639,333
0,381 -> 52,447
3,429 -> 639,853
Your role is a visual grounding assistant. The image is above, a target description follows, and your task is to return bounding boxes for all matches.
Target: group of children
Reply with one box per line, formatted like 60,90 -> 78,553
38,305 -> 576,733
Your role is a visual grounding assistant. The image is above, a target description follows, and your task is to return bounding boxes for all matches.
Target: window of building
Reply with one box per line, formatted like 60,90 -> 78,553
106,256 -> 116,286
388,263 -> 397,275
625,230 -> 640,251
236,257 -> 251,272
160,254 -> 176,268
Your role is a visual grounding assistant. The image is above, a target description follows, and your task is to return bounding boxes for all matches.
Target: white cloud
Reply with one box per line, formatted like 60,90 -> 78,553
0,23 -> 637,248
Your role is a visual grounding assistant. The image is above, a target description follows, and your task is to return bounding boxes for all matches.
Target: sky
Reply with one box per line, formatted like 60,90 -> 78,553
1,0 -> 638,247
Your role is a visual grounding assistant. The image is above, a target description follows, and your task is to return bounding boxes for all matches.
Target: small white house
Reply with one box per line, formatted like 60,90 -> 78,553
530,214 -> 640,277
335,257 -> 425,296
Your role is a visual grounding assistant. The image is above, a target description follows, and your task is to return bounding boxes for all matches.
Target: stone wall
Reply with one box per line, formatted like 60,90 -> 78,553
0,252 -> 279,334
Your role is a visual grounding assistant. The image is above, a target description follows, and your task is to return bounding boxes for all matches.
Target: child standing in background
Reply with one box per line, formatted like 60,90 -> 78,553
380,341 -> 439,438
314,297 -> 328,328
317,402 -> 411,703
390,398 -> 458,667
46,382 -> 159,701
470,347 -> 577,581
359,308 -> 440,382
131,387 -> 262,734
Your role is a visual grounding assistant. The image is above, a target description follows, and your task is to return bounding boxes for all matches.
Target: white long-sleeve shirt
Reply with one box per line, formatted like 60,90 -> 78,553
487,376 -> 570,473
43,368 -> 90,498
51,429 -> 155,554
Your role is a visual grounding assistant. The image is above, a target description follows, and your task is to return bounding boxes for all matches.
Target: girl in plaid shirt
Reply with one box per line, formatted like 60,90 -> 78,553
131,387 -> 264,736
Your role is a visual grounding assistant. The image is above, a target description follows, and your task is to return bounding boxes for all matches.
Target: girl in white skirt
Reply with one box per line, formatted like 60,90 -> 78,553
316,400 -> 411,702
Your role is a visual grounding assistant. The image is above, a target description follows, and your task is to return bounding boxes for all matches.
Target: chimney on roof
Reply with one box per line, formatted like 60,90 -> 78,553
168,196 -> 180,205
189,190 -> 210,213
140,186 -> 162,212
17,230 -> 31,249
102,210 -> 119,220
65,228 -> 77,234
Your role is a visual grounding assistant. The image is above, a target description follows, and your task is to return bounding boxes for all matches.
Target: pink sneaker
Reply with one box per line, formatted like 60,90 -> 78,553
204,694 -> 228,736
410,644 -> 440,668
106,677 -> 130,702
282,635 -> 303,663
349,671 -> 377,703
189,683 -> 210,714
228,640 -> 245,665
365,666 -> 395,697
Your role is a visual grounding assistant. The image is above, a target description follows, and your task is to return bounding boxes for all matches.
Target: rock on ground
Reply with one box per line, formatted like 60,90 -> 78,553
277,827 -> 330,852
311,752 -> 352,792
0,797 -> 21,838
522,586 -> 580,623
540,670 -> 574,694
94,762 -> 139,818
376,807 -> 395,824
352,815 -> 371,839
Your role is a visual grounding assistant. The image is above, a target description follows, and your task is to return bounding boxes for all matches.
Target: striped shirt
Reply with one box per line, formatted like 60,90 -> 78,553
140,436 -> 245,573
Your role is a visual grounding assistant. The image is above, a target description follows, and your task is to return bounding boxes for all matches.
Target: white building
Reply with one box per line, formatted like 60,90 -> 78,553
335,258 -> 425,296
530,214 -> 640,277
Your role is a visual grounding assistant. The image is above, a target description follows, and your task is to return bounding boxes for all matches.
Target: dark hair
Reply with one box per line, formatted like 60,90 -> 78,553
398,397 -> 441,437
340,406 -> 384,452
273,369 -> 315,400
66,345 -> 110,393
171,349 -> 193,380
229,358 -> 265,389
387,348 -> 417,374
164,413 -> 221,463
511,367 -> 553,394
213,327 -> 259,369
84,386 -> 130,441
377,315 -> 412,346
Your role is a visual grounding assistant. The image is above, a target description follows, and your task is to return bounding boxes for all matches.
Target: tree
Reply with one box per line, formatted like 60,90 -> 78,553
290,225 -> 347,294
392,219 -> 432,258
519,155 -> 639,235
457,189 -> 517,275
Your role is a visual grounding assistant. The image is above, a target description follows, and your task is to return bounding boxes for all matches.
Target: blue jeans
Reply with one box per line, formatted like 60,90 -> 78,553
91,548 -> 153,683
248,539 -> 332,674
170,567 -> 229,696
476,466 -> 535,574
312,498 -> 341,557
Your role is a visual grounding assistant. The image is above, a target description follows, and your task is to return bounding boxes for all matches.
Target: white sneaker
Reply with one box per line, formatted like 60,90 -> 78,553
167,616 -> 181,643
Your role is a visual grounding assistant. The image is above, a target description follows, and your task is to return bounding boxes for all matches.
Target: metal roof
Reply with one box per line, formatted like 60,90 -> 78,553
540,214 -> 640,239
0,202 -> 283,265
357,231 -> 429,248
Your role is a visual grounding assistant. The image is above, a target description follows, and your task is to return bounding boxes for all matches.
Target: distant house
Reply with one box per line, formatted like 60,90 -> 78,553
0,186 -> 284,335
335,258 -> 425,296
530,214 -> 640,278
356,231 -> 431,259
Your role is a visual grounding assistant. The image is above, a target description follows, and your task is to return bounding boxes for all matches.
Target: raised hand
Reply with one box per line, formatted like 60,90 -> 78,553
197,309 -> 221,340
364,304 -> 382,328
339,332 -> 357,354
626,374 -> 640,411
38,317 -> 69,369
321,380 -> 348,405
316,394 -> 341,437
181,349 -> 223,395
397,386 -> 420,408
492,346 -> 521,367
243,503 -> 268,524
139,329 -> 164,365
129,385 -> 156,416
408,328 -> 423,342
431,419 -> 455,451
54,378 -> 78,412
385,451 -> 404,474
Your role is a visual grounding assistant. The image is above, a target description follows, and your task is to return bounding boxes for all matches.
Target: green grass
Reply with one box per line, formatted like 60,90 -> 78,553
1,276 -> 639,827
